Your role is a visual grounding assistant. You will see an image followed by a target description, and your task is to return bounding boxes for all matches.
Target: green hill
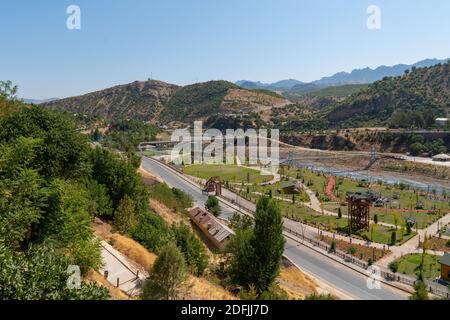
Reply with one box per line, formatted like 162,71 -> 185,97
160,80 -> 238,121
44,80 -> 286,125
308,84 -> 368,98
326,63 -> 450,128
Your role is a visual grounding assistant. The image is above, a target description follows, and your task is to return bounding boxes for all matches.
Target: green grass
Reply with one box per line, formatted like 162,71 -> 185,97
280,201 -> 416,245
324,204 -> 445,230
183,164 -> 273,184
148,182 -> 193,214
393,253 -> 442,279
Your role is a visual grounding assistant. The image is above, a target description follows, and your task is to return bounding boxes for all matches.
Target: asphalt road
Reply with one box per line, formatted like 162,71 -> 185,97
141,156 -> 408,300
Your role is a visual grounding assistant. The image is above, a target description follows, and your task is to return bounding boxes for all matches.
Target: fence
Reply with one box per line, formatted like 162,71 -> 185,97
284,226 -> 450,299
164,161 -> 450,299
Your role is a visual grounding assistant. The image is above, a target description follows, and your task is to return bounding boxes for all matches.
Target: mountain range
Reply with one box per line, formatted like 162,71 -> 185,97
237,58 -> 449,93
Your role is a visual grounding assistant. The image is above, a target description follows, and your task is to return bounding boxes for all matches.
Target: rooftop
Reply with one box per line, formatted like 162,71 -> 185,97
440,253 -> 450,266
188,207 -> 234,244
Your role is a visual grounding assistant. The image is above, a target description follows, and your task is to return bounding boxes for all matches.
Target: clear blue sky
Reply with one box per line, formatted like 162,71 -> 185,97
1,0 -> 449,99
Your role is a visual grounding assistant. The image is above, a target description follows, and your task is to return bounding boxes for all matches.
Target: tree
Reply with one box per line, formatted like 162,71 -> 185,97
87,180 -> 113,219
229,213 -> 254,231
0,106 -> 91,180
0,244 -> 109,300
410,273 -> 429,300
370,223 -> 377,241
391,231 -> 397,245
373,214 -> 378,224
337,207 -> 342,219
228,197 -> 285,295
0,80 -> 18,101
114,196 -> 137,234
205,195 -> 220,217
388,261 -> 399,273
393,212 -> 400,230
171,223 -> 208,276
142,243 -> 187,300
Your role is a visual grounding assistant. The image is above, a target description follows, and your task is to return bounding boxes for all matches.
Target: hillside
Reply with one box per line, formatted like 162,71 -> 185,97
45,80 -> 287,125
45,80 -> 179,122
326,62 -> 450,128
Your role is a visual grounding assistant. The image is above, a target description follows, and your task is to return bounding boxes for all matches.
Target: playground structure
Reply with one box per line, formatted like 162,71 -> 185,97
204,176 -> 222,196
347,192 -> 372,232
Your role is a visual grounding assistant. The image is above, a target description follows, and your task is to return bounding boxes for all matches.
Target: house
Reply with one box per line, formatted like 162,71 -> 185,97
439,253 -> 450,282
278,180 -> 301,195
188,207 -> 234,250
435,118 -> 449,127
432,154 -> 450,162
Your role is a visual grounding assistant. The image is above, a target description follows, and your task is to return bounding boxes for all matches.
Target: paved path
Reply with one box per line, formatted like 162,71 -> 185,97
99,241 -> 148,296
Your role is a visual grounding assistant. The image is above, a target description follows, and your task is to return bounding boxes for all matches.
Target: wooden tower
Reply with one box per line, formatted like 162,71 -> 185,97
347,192 -> 371,232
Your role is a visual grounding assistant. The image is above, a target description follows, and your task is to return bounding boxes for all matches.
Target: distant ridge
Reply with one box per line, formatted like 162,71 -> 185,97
236,58 -> 449,94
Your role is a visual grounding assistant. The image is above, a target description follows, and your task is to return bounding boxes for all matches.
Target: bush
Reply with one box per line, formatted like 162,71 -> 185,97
149,183 -> 193,214
205,195 -> 220,217
389,261 -> 399,273
171,223 -> 209,276
131,212 -> 172,253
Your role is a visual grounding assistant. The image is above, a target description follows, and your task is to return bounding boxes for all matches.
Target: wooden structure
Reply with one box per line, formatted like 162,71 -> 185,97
204,176 -> 222,196
347,192 -> 371,232
188,207 -> 234,250
278,180 -> 301,195
440,253 -> 450,282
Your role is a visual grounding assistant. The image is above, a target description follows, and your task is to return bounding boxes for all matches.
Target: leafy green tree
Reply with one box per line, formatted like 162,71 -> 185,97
86,180 -> 113,219
171,223 -> 208,276
391,231 -> 397,245
114,196 -> 137,234
0,138 -> 47,248
205,195 -> 220,217
90,147 -> 149,215
0,80 -> 18,101
39,179 -> 102,273
228,197 -> 285,295
0,106 -> 91,180
142,243 -> 187,300
229,213 -> 254,231
0,244 -> 109,300
132,211 -> 171,253
410,273 -> 429,300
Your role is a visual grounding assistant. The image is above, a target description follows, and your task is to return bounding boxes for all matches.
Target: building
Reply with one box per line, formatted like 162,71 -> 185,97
278,180 -> 301,195
432,154 -> 450,162
440,253 -> 450,282
188,207 -> 234,250
435,118 -> 449,127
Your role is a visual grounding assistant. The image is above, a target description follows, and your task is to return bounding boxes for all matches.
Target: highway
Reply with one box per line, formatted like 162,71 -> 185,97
141,156 -> 409,300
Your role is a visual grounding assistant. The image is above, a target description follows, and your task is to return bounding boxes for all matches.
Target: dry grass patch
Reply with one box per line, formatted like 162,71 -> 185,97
149,199 -> 186,226
107,233 -> 157,271
278,264 -> 318,300
184,277 -> 237,300
85,270 -> 130,300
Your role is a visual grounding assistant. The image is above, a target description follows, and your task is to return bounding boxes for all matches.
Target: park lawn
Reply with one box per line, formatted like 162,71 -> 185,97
323,204 -> 446,230
281,202 -> 416,245
183,164 -> 272,184
359,225 -> 416,246
393,253 -> 442,279
426,237 -> 450,253
284,168 -> 328,197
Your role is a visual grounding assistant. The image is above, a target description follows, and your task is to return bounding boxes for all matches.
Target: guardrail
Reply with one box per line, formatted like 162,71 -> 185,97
284,226 -> 450,299
146,157 -> 450,299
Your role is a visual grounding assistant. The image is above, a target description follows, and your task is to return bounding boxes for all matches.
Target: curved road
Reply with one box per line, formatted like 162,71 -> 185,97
141,156 -> 408,300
